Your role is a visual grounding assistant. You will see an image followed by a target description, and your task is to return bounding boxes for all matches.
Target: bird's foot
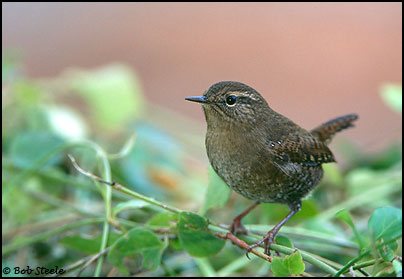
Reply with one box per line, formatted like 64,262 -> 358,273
246,230 -> 275,258
229,218 -> 248,235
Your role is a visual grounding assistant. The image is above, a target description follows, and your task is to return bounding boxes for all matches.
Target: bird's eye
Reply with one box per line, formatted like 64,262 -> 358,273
225,95 -> 237,106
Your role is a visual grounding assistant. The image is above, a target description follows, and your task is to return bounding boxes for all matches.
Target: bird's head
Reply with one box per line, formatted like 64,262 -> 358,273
185,81 -> 270,126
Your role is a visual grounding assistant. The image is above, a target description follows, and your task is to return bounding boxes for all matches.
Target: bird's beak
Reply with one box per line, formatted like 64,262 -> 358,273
185,96 -> 208,104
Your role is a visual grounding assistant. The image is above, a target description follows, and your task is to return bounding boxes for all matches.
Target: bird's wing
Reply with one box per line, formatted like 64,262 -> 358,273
267,134 -> 335,177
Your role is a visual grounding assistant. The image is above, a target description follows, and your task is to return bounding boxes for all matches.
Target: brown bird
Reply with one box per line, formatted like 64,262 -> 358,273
185,81 -> 358,256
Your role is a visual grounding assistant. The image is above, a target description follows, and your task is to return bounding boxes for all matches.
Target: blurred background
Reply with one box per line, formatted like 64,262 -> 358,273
3,2 -> 402,152
2,3 -> 402,277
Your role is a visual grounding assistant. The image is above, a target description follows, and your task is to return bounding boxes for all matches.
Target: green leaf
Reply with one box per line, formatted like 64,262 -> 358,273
177,212 -> 225,257
271,250 -> 305,277
199,166 -> 231,215
378,240 -> 397,262
107,229 -> 165,274
287,251 -> 306,275
380,84 -> 402,113
147,212 -> 178,227
112,200 -> 149,218
275,235 -> 294,249
70,64 -> 145,131
368,206 -> 402,241
168,237 -> 183,251
60,233 -> 121,254
335,209 -> 365,251
10,132 -> 65,168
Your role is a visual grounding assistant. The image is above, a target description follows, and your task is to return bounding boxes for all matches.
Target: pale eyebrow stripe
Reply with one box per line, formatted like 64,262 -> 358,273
234,91 -> 260,101
227,91 -> 249,97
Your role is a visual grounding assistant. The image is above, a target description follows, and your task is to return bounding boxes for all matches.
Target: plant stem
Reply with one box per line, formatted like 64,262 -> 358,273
248,224 -> 357,249
333,237 -> 402,277
66,141 -> 114,277
194,258 -> 217,277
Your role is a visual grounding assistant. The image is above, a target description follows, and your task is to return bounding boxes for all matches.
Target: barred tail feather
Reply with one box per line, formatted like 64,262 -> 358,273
310,114 -> 358,144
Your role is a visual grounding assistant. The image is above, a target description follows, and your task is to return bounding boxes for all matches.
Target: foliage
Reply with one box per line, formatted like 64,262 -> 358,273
177,212 -> 225,257
271,251 -> 305,277
2,58 -> 402,277
107,228 -> 167,274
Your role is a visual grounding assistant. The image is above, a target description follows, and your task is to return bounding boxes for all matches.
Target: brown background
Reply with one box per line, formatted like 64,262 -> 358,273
2,3 -> 402,153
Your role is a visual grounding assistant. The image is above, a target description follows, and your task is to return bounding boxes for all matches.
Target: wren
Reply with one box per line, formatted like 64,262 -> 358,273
185,81 -> 358,256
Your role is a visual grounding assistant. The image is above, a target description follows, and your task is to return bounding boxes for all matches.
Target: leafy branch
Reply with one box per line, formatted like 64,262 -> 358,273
67,153 -> 345,276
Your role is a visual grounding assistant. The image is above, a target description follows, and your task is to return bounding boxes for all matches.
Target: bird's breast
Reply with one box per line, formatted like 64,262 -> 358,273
205,126 -> 323,204
205,127 -> 278,199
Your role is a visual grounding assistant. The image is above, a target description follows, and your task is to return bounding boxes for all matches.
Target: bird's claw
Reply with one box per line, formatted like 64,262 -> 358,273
245,240 -> 264,259
245,232 -> 275,258
245,250 -> 251,260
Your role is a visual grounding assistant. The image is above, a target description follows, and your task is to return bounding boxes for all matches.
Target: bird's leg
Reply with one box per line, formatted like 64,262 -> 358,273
230,201 -> 260,235
246,204 -> 300,256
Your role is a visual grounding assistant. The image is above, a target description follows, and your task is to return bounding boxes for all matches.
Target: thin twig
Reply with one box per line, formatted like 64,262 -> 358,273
68,154 -> 113,187
76,247 -> 111,277
218,232 -> 272,262
107,133 -> 137,160
68,154 -> 180,214
48,247 -> 111,277
356,267 -> 370,277
49,256 -> 89,277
